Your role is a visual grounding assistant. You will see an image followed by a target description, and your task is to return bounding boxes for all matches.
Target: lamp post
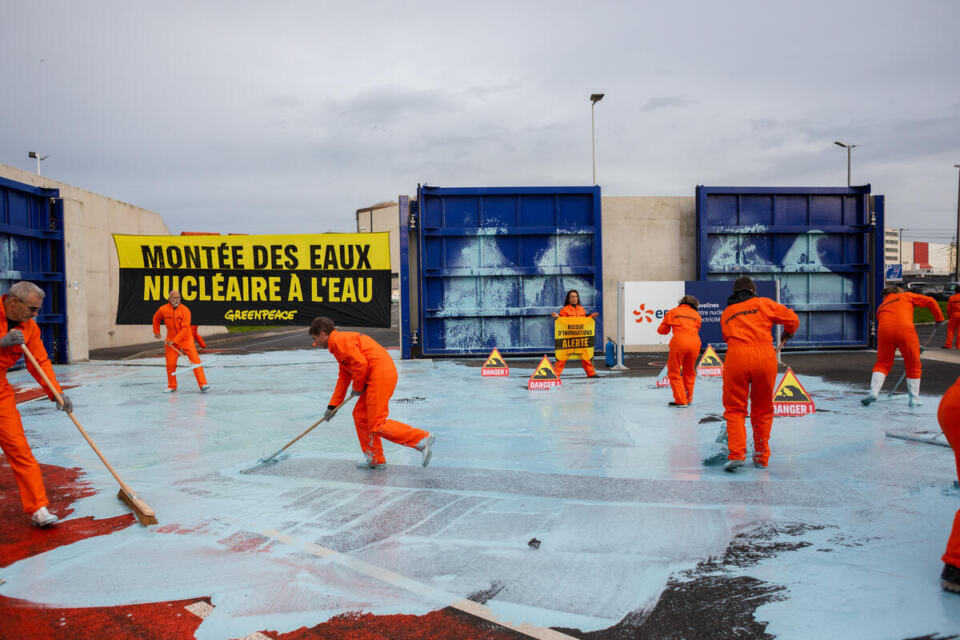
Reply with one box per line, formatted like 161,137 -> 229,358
954,164 -> 960,281
27,151 -> 48,176
834,141 -> 857,187
590,93 -> 604,185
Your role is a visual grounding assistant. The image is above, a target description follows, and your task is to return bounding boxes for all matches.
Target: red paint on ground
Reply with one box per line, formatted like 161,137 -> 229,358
0,595 -> 208,640
261,609 -> 530,640
13,384 -> 78,404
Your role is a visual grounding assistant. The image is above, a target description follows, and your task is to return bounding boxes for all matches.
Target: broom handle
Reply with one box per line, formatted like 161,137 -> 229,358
165,340 -> 185,356
21,345 -> 137,496
263,390 -> 361,462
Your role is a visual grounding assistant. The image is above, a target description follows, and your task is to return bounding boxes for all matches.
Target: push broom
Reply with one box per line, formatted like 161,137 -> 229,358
21,344 -> 158,526
243,390 -> 362,473
164,340 -> 206,376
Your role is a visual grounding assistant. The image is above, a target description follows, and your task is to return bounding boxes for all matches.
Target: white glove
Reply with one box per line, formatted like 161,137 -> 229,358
0,330 -> 25,347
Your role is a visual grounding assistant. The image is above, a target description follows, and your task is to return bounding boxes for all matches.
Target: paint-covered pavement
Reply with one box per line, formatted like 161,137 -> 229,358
1,349 -> 959,639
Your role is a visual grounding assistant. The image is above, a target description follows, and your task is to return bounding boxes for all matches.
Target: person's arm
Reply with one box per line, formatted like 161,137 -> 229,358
329,362 -> 351,407
328,335 -> 369,406
23,325 -> 62,400
910,292 -> 945,323
766,299 -> 800,338
657,310 -> 672,335
152,306 -> 163,338
174,307 -> 193,343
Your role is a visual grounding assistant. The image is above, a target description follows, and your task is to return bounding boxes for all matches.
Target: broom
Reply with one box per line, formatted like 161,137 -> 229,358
21,344 -> 157,526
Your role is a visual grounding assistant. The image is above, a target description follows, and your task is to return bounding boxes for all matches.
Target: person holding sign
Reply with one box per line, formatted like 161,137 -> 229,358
0,281 -> 73,527
551,290 -> 598,377
309,317 -> 435,469
657,295 -> 702,407
720,277 -> 799,472
862,285 -> 943,407
152,290 -> 209,393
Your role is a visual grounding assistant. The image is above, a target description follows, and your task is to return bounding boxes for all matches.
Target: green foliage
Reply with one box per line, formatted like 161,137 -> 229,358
914,301 -> 947,324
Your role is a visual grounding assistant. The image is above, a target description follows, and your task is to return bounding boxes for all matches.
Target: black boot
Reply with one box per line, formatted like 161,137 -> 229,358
941,563 -> 960,593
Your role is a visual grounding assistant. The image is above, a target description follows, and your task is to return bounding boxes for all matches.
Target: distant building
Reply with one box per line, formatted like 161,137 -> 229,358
900,240 -> 955,276
355,201 -> 400,297
883,227 -> 900,265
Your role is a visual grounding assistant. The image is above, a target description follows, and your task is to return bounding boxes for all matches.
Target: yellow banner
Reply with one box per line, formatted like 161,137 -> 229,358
554,316 -> 595,360
113,233 -> 391,271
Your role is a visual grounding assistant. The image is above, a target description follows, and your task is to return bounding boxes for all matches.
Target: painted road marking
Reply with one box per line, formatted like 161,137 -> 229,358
262,528 -> 578,640
184,600 -> 271,640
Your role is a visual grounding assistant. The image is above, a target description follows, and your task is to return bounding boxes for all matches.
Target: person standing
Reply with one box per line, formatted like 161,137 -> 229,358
938,376 -> 960,593
657,295 -> 702,407
862,285 -> 943,407
720,277 -> 799,472
0,281 -> 73,527
309,317 -> 434,469
152,290 -> 209,393
551,289 -> 599,377
943,285 -> 960,349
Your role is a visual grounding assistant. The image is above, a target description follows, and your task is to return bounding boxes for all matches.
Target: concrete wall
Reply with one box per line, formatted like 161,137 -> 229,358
600,196 -> 697,350
0,163 -> 170,360
356,202 -> 400,292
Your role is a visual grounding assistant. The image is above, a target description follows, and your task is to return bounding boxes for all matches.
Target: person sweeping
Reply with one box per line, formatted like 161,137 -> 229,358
720,277 -> 799,472
938,376 -> 960,593
861,285 -> 943,407
309,317 -> 434,469
152,290 -> 209,393
551,289 -> 598,377
943,285 -> 960,350
657,295 -> 702,407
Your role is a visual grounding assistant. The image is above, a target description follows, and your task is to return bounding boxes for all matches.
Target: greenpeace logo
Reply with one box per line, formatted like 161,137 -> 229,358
225,309 -> 297,321
723,308 -> 759,325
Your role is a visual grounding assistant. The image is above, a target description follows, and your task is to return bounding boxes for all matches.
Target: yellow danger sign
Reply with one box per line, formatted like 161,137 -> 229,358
772,368 -> 816,416
528,355 -> 561,390
554,317 -> 595,361
697,345 -> 723,376
481,348 -> 509,377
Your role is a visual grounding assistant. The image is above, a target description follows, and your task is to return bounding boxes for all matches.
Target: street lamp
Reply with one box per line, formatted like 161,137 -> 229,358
954,164 -> 960,281
834,141 -> 857,187
590,93 -> 604,185
27,151 -> 48,176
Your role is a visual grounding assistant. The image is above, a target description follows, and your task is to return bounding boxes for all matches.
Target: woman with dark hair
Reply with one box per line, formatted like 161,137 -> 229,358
657,295 -> 702,407
551,289 -> 599,377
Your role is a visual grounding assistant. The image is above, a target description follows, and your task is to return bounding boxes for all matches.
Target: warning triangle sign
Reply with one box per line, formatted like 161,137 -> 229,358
772,368 -> 815,417
528,355 -> 562,390
481,348 -> 509,377
656,365 -> 670,388
696,345 -> 723,376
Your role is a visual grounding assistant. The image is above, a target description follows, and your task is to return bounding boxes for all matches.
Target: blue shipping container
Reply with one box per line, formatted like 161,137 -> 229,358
0,176 -> 69,362
402,186 -> 603,357
697,185 -> 883,349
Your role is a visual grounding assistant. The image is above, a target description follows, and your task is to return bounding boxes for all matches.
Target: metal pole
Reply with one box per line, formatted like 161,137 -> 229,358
36,156 -> 41,175
591,102 -> 597,185
613,281 -> 628,370
955,165 -> 960,281
846,147 -> 851,187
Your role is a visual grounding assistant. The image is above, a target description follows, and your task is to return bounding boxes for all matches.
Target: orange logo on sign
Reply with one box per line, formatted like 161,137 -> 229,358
633,304 -> 655,323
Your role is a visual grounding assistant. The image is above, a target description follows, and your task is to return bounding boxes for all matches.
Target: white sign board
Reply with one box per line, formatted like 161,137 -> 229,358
622,281 -> 684,346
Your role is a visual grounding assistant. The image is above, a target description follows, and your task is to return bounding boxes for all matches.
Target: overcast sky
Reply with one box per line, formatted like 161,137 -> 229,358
2,1 -> 958,240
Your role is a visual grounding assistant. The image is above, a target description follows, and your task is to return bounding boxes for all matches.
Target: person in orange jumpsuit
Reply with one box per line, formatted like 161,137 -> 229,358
551,289 -> 598,377
152,290 -> 209,393
191,325 -> 207,350
861,285 -> 943,407
943,285 -> 960,349
309,316 -> 434,469
939,376 -> 960,593
720,277 -> 799,472
0,281 -> 73,527
657,295 -> 702,407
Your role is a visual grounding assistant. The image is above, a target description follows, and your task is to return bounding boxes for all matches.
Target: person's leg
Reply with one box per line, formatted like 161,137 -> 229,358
554,358 -> 567,375
682,340 -> 700,403
0,390 -> 49,514
749,355 -> 778,467
949,316 -> 960,348
353,391 -> 385,465
179,342 -> 208,387
938,381 -> 960,590
899,330 -> 923,404
366,367 -> 429,448
667,345 -> 688,404
722,351 -> 750,462
580,356 -> 596,377
165,345 -> 179,389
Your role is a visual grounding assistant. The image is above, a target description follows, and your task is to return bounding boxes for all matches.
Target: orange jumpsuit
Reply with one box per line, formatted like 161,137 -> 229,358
328,330 -> 429,465
657,304 -> 702,404
152,302 -> 207,390
872,292 -> 943,379
940,377 -> 960,569
944,294 -> 960,349
191,325 -> 207,349
721,292 -> 799,466
0,295 -> 63,514
553,305 -> 596,377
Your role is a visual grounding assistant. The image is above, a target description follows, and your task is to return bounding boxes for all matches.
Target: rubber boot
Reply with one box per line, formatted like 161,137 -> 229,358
907,378 -> 922,407
862,372 -> 886,406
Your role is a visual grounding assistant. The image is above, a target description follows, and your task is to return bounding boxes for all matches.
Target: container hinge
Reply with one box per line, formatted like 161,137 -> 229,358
408,201 -> 418,230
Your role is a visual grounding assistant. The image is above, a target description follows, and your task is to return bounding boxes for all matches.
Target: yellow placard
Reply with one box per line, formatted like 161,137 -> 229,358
697,345 -> 723,367
554,316 -> 595,360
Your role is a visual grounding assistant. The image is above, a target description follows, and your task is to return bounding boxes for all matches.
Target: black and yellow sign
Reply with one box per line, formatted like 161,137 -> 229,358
113,233 -> 391,326
554,317 -> 595,360
772,368 -> 816,416
696,345 -> 723,376
481,348 -> 509,377
528,355 -> 561,390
